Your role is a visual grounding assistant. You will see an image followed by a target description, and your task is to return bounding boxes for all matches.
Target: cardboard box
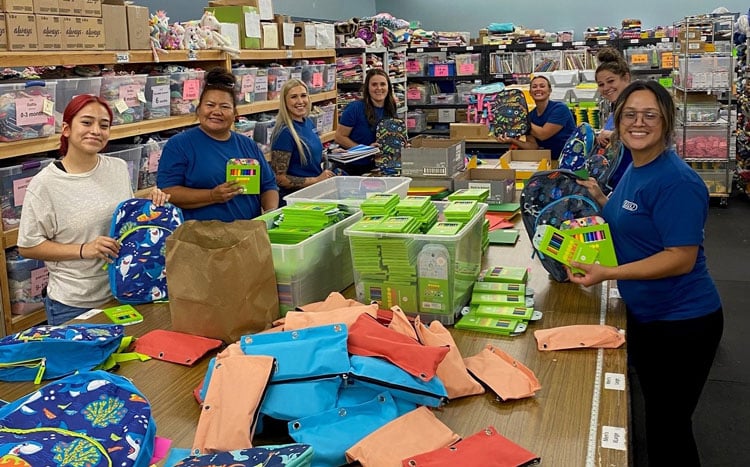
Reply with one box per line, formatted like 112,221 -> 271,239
450,123 -> 494,141
33,0 -> 58,14
293,21 -> 315,49
57,0 -> 80,15
205,5 -> 260,50
408,172 -> 464,191
401,136 -> 466,178
5,13 -> 38,50
438,108 -> 456,123
80,0 -> 99,16
261,21 -> 277,48
80,15 -> 102,49
101,1 -> 125,49
274,13 -> 293,48
36,13 -> 63,50
208,0 -> 272,20
498,149 -> 551,180
126,3 -> 149,49
453,168 -> 516,203
61,14 -> 82,48
0,13 -> 7,49
678,27 -> 703,42
1,0 -> 34,13
315,22 -> 334,49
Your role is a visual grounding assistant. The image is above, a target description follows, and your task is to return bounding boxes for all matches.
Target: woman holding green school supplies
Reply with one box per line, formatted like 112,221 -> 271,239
569,80 -> 723,467
270,79 -> 335,203
158,68 -> 278,221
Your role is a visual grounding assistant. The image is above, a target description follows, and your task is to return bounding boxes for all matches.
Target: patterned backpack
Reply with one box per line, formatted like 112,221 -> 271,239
0,324 -> 140,383
375,117 -> 408,175
489,88 -> 530,138
558,122 -> 596,171
0,370 -> 156,467
520,170 -> 601,282
466,82 -> 506,126
109,199 -> 183,304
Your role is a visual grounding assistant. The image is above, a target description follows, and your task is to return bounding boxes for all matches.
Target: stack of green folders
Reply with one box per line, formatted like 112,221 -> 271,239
455,265 -> 541,336
426,222 -> 463,236
443,200 -> 480,226
266,202 -> 346,244
447,189 -> 489,252
360,193 -> 400,217
396,196 -> 439,233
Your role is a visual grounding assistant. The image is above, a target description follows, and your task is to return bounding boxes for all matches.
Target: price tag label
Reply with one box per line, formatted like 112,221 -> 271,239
312,72 -> 323,87
137,91 -> 147,103
182,79 -> 201,100
42,98 -> 54,116
114,98 -> 129,114
116,53 -> 130,63
498,45 -> 506,50
661,52 -> 674,68
601,426 -> 627,451
552,42 -> 563,47
434,64 -> 449,76
661,37 -> 670,42
15,96 -> 48,126
630,39 -> 639,44
597,40 -> 607,45
440,47 -> 447,51
525,43 -> 536,49
573,41 -> 584,46
459,63 -> 474,74
406,60 -> 421,73
286,50 -> 293,58
188,50 -> 198,60
31,267 -> 49,297
466,46 -> 474,50
152,85 -> 169,107
604,372 -> 626,391
254,75 -> 268,93
416,47 -> 424,52
630,54 -> 649,65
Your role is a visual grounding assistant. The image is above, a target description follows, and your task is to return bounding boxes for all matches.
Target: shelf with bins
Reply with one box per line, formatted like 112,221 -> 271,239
672,14 -> 735,205
0,48 -> 338,336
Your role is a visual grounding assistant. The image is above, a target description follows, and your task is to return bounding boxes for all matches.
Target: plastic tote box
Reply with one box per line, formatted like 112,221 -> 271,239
99,73 -> 147,125
0,156 -> 55,230
144,74 -> 171,120
0,81 -> 57,142
344,201 -> 487,324
257,207 -> 363,315
53,77 -> 102,130
138,139 -> 168,190
284,176 -> 411,207
102,144 -> 142,191
6,247 -> 47,315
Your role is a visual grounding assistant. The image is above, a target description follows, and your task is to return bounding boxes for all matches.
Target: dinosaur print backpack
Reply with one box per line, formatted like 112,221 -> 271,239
489,88 -> 530,138
0,370 -> 156,467
375,117 -> 408,175
109,199 -> 183,304
520,170 -> 601,282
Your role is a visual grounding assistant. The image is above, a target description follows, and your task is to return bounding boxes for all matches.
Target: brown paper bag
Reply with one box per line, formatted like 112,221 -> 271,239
165,220 -> 279,343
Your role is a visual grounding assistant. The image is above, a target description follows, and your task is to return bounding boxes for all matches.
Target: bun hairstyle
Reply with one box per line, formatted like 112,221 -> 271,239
199,67 -> 237,107
595,46 -> 630,78
59,94 -> 113,157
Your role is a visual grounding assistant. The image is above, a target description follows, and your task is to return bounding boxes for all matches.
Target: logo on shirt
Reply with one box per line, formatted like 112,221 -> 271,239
622,200 -> 638,212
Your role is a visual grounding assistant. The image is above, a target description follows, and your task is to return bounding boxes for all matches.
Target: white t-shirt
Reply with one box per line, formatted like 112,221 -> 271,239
18,155 -> 133,308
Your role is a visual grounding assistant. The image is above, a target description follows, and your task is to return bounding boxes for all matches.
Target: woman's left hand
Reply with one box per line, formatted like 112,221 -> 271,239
150,187 -> 171,206
566,261 -> 610,287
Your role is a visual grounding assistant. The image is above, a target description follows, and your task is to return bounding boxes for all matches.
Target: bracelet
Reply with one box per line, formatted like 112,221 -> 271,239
79,243 -> 85,259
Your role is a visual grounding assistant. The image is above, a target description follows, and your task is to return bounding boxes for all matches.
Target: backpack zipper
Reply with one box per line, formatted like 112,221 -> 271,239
0,357 -> 46,384
0,426 -> 112,466
345,373 -> 447,406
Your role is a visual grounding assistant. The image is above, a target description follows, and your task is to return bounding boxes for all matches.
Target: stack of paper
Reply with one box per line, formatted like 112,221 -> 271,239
327,144 -> 380,164
448,188 -> 490,203
426,222 -> 464,236
396,196 -> 439,233
443,200 -> 479,225
361,193 -> 401,217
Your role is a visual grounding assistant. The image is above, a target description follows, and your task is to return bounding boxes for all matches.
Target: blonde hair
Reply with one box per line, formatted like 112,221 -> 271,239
271,79 -> 312,165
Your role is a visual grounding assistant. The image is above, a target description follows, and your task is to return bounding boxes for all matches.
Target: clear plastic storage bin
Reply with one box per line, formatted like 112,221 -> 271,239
344,201 -> 487,324
454,53 -> 481,76
102,144 -> 142,191
144,75 -> 171,120
53,77 -> 102,129
302,64 -> 326,94
6,247 -> 47,315
233,67 -> 258,105
254,68 -> 269,102
0,156 -> 54,230
284,176 -> 411,207
406,56 -> 427,77
138,139 -> 167,190
170,70 -> 205,116
258,208 -> 363,315
0,81 -> 56,141
675,127 -> 729,159
406,111 -> 427,132
267,67 -> 291,100
99,74 -> 147,125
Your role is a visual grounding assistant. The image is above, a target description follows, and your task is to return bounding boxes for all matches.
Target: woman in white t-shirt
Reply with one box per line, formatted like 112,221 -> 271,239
17,94 -> 168,325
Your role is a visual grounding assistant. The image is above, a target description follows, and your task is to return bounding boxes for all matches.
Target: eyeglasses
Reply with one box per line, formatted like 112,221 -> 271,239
621,110 -> 662,125
205,79 -> 236,91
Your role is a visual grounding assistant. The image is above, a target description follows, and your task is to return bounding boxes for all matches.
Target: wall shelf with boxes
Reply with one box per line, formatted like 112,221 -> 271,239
672,14 -> 735,206
0,47 -> 337,336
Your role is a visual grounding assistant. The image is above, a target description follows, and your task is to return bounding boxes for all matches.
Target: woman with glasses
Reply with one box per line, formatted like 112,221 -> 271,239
335,68 -> 399,175
496,75 -> 576,162
570,80 -> 723,467
158,67 -> 279,221
270,79 -> 335,203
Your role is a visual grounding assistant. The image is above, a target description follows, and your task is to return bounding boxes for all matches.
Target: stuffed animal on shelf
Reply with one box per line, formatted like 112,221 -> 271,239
199,11 -> 240,56
164,22 -> 185,50
149,10 -> 170,61
182,21 -> 206,51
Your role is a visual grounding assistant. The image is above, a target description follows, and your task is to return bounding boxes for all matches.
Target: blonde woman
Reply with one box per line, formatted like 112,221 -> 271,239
270,79 -> 335,201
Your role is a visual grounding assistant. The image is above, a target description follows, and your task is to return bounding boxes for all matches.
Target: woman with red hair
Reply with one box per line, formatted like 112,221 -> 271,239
17,94 -> 168,325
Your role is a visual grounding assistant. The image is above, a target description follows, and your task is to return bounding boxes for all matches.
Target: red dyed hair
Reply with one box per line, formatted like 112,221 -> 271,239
59,94 -> 114,157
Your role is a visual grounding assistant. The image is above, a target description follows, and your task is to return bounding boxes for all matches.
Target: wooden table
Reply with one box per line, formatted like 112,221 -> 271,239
0,227 -> 629,467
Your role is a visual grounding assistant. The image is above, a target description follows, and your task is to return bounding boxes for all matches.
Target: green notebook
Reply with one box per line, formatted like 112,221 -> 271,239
479,265 -> 528,284
454,312 -> 527,336
472,281 -> 527,296
487,229 -> 520,245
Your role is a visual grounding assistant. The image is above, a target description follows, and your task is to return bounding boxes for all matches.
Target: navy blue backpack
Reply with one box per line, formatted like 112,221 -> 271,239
520,170 -> 601,282
0,370 -> 156,467
109,198 -> 183,304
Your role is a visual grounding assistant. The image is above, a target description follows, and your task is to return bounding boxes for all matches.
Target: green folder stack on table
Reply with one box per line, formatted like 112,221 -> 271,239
360,193 -> 401,217
396,196 -> 439,233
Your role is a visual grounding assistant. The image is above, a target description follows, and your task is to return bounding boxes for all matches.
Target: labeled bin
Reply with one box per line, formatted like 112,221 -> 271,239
233,67 -> 258,105
170,70 -> 205,116
6,247 -> 47,315
0,156 -> 55,230
99,74 -> 147,125
53,77 -> 102,130
138,139 -> 167,190
102,144 -> 142,192
0,81 -> 57,141
144,74 -> 171,120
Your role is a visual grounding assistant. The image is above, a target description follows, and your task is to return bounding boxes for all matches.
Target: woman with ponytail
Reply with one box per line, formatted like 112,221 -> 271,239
17,94 -> 168,325
270,79 -> 334,202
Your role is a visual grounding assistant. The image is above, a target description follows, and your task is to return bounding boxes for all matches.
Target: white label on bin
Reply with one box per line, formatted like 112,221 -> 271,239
466,46 -> 474,50
15,96 -> 48,126
116,53 -> 130,63
119,85 -> 140,107
152,85 -> 169,107
255,75 -> 268,93
291,71 -> 302,81
137,91 -> 147,104
12,176 -> 35,207
43,98 -> 54,116
31,266 -> 49,297
601,426 -> 627,451
241,75 -> 255,94
114,99 -> 129,114
148,149 -> 162,173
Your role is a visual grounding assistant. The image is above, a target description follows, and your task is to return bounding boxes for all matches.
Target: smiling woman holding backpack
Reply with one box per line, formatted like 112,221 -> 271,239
17,94 -> 169,325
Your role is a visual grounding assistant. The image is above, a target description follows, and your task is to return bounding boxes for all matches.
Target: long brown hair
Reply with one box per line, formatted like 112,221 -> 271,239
362,68 -> 397,128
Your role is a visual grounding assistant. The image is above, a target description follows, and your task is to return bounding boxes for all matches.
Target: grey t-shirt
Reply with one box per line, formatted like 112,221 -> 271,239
18,155 -> 133,308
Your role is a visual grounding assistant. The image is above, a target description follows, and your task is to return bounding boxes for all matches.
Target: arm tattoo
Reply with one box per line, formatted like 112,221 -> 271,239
271,149 -> 307,189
